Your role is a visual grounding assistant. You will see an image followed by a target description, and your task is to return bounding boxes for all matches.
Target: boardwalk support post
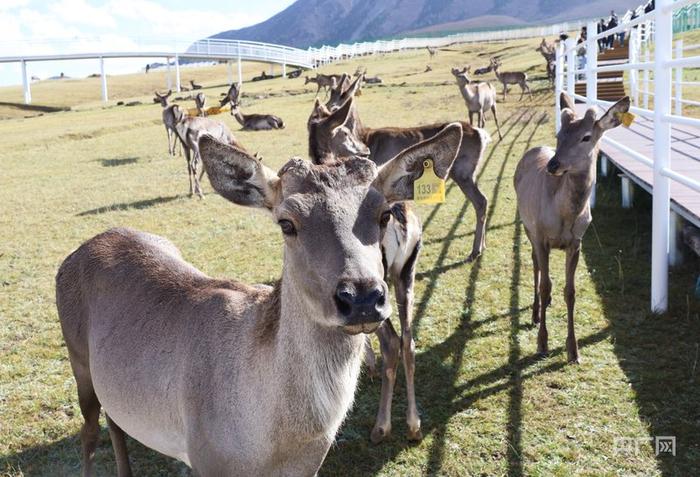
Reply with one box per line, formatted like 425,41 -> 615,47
651,0 -> 673,312
175,54 -> 181,93
621,176 -> 634,208
100,57 -> 108,103
600,155 -> 609,177
166,58 -> 172,91
21,60 -> 31,105
669,211 -> 683,267
237,53 -> 242,86
227,60 -> 233,85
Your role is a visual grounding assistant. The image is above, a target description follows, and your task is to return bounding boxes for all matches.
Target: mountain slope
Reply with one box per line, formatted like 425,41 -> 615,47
210,0 -> 643,48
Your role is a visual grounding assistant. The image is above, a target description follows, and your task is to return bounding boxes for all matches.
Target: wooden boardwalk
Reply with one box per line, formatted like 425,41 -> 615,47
575,103 -> 700,228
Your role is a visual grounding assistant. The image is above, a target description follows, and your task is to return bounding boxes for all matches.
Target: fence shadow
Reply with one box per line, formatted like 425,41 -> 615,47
581,171 -> 700,476
99,157 -> 139,167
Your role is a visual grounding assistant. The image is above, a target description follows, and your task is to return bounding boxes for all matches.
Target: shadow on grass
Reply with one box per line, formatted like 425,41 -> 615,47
99,157 -> 139,167
77,195 -> 186,217
581,172 -> 700,475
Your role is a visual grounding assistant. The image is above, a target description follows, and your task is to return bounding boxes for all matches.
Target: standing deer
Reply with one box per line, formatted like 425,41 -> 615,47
220,83 -> 241,110
172,106 -> 239,197
154,90 -> 180,156
515,93 -> 630,363
426,46 -> 438,58
231,103 -> 285,131
305,73 -> 344,98
491,58 -> 532,101
194,92 -> 207,117
451,66 -> 502,140
56,125 -> 462,476
536,38 -> 557,84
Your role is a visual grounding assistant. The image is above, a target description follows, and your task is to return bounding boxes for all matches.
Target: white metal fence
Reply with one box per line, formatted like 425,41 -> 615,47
556,0 -> 700,313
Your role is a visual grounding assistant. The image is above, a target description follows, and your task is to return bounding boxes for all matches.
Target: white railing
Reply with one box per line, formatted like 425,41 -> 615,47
556,0 -> 700,313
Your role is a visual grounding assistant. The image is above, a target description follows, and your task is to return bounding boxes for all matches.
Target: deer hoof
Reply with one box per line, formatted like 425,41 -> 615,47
370,425 -> 391,444
407,427 -> 423,442
466,251 -> 481,263
531,312 -> 540,325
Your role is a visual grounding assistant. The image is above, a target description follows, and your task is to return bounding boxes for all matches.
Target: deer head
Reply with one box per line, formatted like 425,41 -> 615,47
308,97 -> 369,162
199,123 -> 463,332
326,74 -> 363,112
154,90 -> 172,107
547,93 -> 631,176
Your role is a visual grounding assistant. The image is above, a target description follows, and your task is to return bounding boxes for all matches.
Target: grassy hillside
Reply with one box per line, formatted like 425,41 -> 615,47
1,34 -> 699,477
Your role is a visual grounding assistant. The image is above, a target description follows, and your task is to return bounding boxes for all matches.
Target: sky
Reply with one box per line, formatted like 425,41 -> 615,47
0,0 -> 296,86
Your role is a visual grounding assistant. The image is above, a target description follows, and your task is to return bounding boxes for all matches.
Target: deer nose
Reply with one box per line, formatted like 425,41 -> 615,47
546,158 -> 561,175
335,280 -> 388,322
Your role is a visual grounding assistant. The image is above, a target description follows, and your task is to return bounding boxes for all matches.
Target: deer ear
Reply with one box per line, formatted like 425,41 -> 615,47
325,97 -> 354,130
560,92 -> 576,113
373,123 -> 462,202
596,96 -> 631,131
310,97 -> 330,121
199,135 -> 280,210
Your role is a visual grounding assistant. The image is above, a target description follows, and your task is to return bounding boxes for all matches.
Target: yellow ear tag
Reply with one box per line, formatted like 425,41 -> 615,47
414,159 -> 445,205
616,111 -> 636,127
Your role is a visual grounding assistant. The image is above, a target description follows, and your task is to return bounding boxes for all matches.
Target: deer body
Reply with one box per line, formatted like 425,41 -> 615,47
536,39 -> 557,84
451,67 -> 502,140
57,125 -> 463,476
154,90 -> 180,156
515,93 -> 629,363
232,106 -> 285,131
195,92 -> 207,117
305,74 -> 342,98
491,59 -> 532,101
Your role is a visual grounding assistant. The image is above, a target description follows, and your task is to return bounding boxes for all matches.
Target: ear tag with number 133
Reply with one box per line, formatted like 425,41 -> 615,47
414,158 -> 445,204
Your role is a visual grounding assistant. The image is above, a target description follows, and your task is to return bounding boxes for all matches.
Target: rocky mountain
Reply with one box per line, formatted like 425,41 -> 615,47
210,0 -> 644,48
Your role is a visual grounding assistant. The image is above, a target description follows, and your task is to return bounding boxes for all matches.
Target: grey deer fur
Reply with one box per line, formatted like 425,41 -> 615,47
514,93 -> 630,363
56,124 -> 463,476
491,57 -> 532,101
451,66 -> 502,140
153,90 -> 180,156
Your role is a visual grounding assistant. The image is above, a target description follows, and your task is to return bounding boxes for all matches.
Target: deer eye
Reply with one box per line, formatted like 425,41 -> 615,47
278,220 -> 296,236
380,210 -> 391,227
581,134 -> 592,142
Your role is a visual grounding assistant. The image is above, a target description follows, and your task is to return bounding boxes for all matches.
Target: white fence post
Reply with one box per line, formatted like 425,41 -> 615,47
675,39 -> 684,116
227,60 -> 233,85
566,38 -> 576,98
651,0 -> 673,313
630,28 -> 638,106
586,21 -> 598,105
643,48 -> 650,110
99,57 -> 108,103
555,42 -> 564,132
21,59 -> 31,105
166,58 -> 172,91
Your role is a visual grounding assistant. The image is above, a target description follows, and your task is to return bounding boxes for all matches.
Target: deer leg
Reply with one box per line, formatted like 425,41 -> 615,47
364,335 -> 379,378
565,244 -> 581,363
468,110 -> 474,126
183,147 -> 194,196
531,249 -> 541,325
191,148 -> 204,199
454,175 -> 487,262
502,83 -> 507,101
74,365 -> 101,477
165,127 -> 173,155
477,110 -> 484,128
491,105 -> 503,140
106,414 -> 133,477
371,319 -> 400,444
535,243 -> 551,356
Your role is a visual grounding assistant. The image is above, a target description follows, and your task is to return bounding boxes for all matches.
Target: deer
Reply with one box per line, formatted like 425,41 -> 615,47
473,63 -> 493,75
231,103 -> 285,131
536,38 -> 557,84
194,92 -> 207,117
220,83 -> 240,110
451,66 -> 502,140
318,77 -> 491,263
154,90 -> 181,156
514,93 -> 630,363
426,46 -> 438,58
172,106 -> 239,197
189,79 -> 202,90
55,124 -> 463,476
490,57 -> 532,101
304,73 -> 343,98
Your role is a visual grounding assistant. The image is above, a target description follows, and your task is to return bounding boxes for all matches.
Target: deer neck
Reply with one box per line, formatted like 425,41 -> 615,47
270,264 -> 365,439
233,109 -> 246,126
558,159 -> 595,217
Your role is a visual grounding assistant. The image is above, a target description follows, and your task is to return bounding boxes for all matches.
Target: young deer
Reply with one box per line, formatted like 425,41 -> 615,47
154,90 -> 181,156
194,92 -> 207,117
172,106 -> 239,197
491,58 -> 532,101
451,66 -> 502,140
56,125 -> 462,476
515,93 -> 630,363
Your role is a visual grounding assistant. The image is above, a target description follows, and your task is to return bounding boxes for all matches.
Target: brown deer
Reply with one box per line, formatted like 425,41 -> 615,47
426,46 -> 438,58
536,38 -> 557,84
194,92 -> 207,117
451,66 -> 502,140
491,57 -> 532,101
189,79 -> 202,90
308,97 -> 447,443
172,106 -> 239,197
473,63 -> 493,75
314,91 -> 491,263
154,90 -> 180,156
220,83 -> 241,110
304,73 -> 344,98
231,103 -> 285,131
55,125 -> 463,476
515,93 -> 630,363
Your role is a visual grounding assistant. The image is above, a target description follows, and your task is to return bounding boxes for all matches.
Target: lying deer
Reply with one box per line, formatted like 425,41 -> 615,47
451,66 -> 502,140
154,89 -> 180,156
194,92 -> 207,117
318,79 -> 491,262
491,57 -> 532,101
190,79 -> 202,90
231,103 -> 285,131
172,106 -> 239,197
515,93 -> 630,363
56,125 -> 462,476
474,64 -> 493,75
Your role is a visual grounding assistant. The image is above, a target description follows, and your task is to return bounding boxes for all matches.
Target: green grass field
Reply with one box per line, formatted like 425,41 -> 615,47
1,33 -> 699,476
